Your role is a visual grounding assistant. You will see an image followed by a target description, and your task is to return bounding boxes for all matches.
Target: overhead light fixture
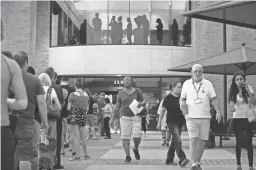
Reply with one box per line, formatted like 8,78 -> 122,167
117,75 -> 122,77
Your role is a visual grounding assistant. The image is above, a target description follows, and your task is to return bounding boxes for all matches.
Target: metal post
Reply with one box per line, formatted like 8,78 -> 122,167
222,9 -> 229,140
107,0 -> 109,44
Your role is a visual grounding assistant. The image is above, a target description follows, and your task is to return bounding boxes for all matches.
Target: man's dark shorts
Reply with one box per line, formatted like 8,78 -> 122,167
15,117 -> 40,161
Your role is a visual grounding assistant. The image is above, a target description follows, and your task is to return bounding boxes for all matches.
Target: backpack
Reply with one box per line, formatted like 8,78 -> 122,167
46,87 -> 60,120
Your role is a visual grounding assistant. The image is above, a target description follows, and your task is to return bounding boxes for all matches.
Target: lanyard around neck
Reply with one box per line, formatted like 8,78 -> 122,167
192,82 -> 202,99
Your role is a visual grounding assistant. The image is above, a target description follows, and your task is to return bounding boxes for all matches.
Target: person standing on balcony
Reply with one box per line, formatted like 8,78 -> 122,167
142,15 -> 150,45
93,13 -> 102,44
133,16 -> 144,45
180,64 -> 222,170
110,76 -> 147,163
170,18 -> 179,46
126,17 -> 133,44
109,16 -> 118,44
156,18 -> 163,45
80,20 -> 87,45
117,16 -> 123,44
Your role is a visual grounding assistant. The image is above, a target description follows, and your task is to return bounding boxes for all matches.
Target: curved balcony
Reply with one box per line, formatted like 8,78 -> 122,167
49,45 -> 192,76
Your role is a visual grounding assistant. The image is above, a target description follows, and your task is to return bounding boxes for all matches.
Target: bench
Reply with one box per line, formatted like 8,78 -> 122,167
212,132 -> 256,148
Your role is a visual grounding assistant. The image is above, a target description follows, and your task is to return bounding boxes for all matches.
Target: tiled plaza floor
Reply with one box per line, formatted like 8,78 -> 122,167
61,131 -> 256,170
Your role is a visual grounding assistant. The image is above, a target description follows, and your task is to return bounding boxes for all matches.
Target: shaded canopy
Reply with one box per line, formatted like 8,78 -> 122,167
168,45 -> 256,75
182,1 -> 256,29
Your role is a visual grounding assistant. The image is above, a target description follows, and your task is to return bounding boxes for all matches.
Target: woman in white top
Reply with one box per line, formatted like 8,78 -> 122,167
228,71 -> 256,170
38,73 -> 61,170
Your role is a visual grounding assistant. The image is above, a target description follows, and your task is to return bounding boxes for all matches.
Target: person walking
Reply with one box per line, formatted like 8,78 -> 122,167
157,90 -> 172,146
180,64 -> 222,170
110,76 -> 147,162
157,81 -> 189,167
228,71 -> 255,170
103,97 -> 113,139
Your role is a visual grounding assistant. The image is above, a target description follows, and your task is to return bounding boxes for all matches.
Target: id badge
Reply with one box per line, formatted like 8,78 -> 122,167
194,98 -> 202,104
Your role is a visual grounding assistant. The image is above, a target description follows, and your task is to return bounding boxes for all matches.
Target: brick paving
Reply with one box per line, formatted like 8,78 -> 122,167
62,131 -> 256,170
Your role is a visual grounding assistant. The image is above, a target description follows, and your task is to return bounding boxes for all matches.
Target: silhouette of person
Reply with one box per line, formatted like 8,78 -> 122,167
126,17 -> 133,44
156,18 -> 163,45
133,16 -> 144,45
170,18 -> 179,46
109,16 -> 118,44
117,16 -> 123,44
142,15 -> 149,45
80,20 -> 87,44
93,13 -> 102,44
71,34 -> 78,45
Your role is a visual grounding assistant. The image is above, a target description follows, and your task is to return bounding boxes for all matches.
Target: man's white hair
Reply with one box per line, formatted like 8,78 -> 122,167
192,64 -> 203,71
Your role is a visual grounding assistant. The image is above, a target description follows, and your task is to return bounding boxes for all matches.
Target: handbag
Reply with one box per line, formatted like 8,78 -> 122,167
246,100 -> 256,123
46,87 -> 60,120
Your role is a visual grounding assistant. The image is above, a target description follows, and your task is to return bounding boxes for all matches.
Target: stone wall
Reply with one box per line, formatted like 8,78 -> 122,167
1,1 -> 50,75
191,1 -> 256,119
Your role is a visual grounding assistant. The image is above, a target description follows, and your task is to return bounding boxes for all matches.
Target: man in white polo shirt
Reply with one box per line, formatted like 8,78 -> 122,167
180,64 -> 222,170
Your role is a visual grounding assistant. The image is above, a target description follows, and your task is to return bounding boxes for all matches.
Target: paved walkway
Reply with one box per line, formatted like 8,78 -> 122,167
61,131 -> 256,170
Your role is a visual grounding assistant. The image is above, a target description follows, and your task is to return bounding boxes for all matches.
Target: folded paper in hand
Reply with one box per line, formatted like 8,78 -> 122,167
129,99 -> 144,115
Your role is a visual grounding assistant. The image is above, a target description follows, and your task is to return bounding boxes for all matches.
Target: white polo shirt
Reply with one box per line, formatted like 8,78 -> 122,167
181,78 -> 216,119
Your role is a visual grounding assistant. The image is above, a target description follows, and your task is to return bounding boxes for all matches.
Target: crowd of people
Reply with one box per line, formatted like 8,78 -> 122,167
76,13 -> 191,46
2,20 -> 255,170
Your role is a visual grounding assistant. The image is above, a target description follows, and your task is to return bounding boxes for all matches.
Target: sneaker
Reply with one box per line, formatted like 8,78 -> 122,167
72,152 -> 76,156
124,156 -> 131,163
249,167 -> 255,170
197,163 -> 202,170
69,156 -> 80,161
133,148 -> 140,160
179,159 -> 189,167
84,155 -> 91,159
236,166 -> 242,170
104,136 -> 111,139
190,165 -> 199,170
166,161 -> 178,166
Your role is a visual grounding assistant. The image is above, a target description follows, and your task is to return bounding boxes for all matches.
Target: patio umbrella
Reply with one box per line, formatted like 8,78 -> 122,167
168,44 -> 256,75
168,44 -> 256,129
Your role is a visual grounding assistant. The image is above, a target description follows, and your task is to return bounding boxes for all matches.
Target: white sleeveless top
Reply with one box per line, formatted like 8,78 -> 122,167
233,85 -> 254,118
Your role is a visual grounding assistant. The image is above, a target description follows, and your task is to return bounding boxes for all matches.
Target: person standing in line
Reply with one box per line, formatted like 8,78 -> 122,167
228,71 -> 255,170
67,78 -> 91,161
1,21 -> 28,169
157,90 -> 172,146
103,97 -> 113,139
180,64 -> 222,170
157,81 -> 189,167
110,76 -> 147,162
38,73 -> 61,170
13,51 -> 49,170
45,68 -> 64,169
60,76 -> 76,156
84,88 -> 99,140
